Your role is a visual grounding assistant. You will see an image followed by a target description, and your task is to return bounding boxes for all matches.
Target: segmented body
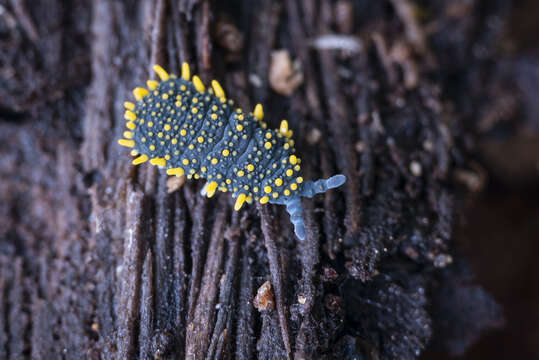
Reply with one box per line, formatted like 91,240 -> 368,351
118,63 -> 346,239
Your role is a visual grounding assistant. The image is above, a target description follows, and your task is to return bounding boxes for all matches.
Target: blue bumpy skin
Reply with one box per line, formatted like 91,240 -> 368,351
118,63 -> 346,240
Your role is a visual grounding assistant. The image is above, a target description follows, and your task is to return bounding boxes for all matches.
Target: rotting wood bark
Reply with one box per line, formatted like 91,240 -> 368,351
0,0 -> 507,359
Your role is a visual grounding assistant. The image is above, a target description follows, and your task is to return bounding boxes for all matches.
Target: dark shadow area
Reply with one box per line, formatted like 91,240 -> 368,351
424,179 -> 539,360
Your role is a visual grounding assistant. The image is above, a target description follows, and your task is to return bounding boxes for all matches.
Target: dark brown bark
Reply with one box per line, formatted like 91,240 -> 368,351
4,0 -> 530,359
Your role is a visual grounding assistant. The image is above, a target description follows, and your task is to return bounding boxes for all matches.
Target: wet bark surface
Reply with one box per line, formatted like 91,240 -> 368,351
3,0 -> 537,359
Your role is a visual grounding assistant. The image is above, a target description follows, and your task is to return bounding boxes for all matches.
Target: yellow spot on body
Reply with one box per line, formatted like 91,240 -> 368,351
284,189 -> 291,196
247,164 -> 254,171
166,167 -> 185,176
181,62 -> 190,80
211,114 -> 218,120
297,177 -> 303,183
158,132 -> 164,138
222,149 -> 230,157
124,110 -> 136,121
265,132 -> 272,139
237,170 -> 245,177
211,80 -> 226,99
197,136 -> 204,143
275,178 -> 283,186
234,193 -> 246,211
132,154 -> 148,165
192,75 -> 205,93
123,131 -> 133,139
118,139 -> 135,148
264,186 -> 272,194
254,104 -> 264,120
272,192 -> 278,198
150,158 -> 166,167
148,121 -> 154,127
206,181 -> 218,198
182,159 -> 189,165
146,80 -> 159,90
201,167 -> 207,172
124,101 -> 135,110
280,120 -> 288,134
180,129 -> 187,136
164,124 -> 171,131
171,138 -> 178,144
236,124 -> 243,131
126,122 -> 136,130
289,155 -> 298,165
294,165 -> 301,171
192,107 -> 199,114
260,196 -> 269,204
133,87 -> 149,101
291,183 -> 298,190
211,158 -> 218,165
149,145 -> 156,151
162,93 -> 169,100
153,64 -> 170,81
133,87 -> 150,101
286,169 -> 294,176
264,142 -> 272,150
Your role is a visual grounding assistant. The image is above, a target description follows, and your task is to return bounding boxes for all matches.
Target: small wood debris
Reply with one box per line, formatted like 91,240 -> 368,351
410,161 -> 422,177
269,50 -> 303,96
310,35 -> 362,53
321,267 -> 339,282
166,175 -> 185,193
306,128 -> 322,145
253,281 -> 274,311
214,17 -> 243,53
433,253 -> 453,268
355,141 -> 366,153
454,168 -> 486,193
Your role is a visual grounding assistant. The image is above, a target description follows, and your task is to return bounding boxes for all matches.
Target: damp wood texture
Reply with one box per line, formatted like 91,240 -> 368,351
0,0 -> 508,359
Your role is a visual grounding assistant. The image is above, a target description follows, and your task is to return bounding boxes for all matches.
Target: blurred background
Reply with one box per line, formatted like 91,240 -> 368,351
425,0 -> 539,357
